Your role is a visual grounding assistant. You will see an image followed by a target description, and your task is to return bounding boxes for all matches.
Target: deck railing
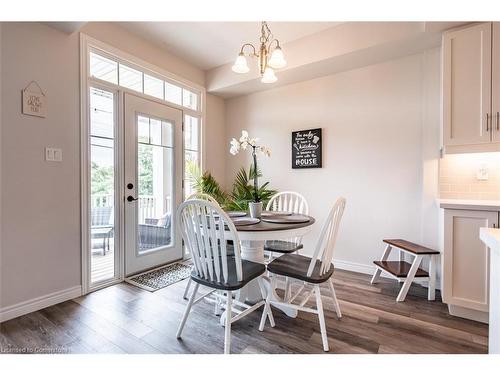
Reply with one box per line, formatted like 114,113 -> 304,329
91,194 -> 170,223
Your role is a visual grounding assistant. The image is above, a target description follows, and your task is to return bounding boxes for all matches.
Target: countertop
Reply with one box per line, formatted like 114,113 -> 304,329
480,228 -> 500,253
438,199 -> 500,211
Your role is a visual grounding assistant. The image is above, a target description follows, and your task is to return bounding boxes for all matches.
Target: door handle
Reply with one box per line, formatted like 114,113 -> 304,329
127,195 -> 139,202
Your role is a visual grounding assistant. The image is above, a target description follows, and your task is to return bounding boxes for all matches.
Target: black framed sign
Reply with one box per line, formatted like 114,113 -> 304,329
291,128 -> 322,169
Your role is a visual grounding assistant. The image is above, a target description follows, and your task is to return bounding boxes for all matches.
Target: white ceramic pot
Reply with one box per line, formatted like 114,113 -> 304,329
249,201 -> 263,218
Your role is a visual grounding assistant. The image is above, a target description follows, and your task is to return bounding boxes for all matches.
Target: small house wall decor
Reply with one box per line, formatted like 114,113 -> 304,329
291,128 -> 322,169
22,81 -> 46,118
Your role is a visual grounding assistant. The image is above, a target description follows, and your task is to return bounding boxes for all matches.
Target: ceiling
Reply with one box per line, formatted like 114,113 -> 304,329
117,22 -> 342,70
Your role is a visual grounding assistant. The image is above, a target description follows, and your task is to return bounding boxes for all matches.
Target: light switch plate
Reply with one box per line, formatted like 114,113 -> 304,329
45,147 -> 62,162
477,164 -> 489,180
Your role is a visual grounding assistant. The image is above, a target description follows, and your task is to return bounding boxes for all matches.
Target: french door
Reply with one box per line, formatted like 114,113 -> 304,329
124,93 -> 183,276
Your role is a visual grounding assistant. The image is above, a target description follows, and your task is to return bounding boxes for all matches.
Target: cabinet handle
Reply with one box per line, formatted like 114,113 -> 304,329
497,111 -> 499,131
486,113 -> 490,132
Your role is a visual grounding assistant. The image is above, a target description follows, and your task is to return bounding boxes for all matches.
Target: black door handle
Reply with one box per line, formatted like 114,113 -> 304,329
127,196 -> 139,202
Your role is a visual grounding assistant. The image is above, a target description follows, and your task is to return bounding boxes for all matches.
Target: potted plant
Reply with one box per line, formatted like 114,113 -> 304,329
230,130 -> 271,218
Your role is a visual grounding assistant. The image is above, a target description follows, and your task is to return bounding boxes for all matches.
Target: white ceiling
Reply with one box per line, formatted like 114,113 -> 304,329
117,22 -> 341,70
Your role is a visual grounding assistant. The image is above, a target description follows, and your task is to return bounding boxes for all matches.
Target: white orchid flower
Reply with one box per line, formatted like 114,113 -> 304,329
239,130 -> 249,143
248,137 -> 259,146
229,138 -> 240,155
259,146 -> 271,157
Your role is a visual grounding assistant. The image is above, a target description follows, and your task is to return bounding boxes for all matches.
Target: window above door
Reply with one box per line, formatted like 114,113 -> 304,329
89,51 -> 200,111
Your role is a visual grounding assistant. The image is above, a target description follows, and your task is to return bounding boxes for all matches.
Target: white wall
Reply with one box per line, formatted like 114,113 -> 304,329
1,23 -> 81,309
205,94 -> 226,185
0,22 -> 215,315
0,23 -> 4,308
225,50 -> 441,272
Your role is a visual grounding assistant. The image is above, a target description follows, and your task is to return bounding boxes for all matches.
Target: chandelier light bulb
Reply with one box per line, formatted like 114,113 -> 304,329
268,46 -> 287,69
233,22 -> 284,83
231,53 -> 250,74
261,67 -> 277,83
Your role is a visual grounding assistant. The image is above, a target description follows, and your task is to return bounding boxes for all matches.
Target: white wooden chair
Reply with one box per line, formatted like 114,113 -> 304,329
259,197 -> 346,352
182,192 -> 221,300
176,199 -> 274,354
265,191 -> 309,256
265,191 -> 309,301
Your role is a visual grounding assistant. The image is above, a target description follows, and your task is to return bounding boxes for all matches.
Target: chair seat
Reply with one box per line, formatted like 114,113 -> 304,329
267,254 -> 334,284
191,258 -> 266,291
264,240 -> 303,254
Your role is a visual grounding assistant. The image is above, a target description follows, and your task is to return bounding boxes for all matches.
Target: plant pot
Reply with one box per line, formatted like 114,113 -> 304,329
249,201 -> 263,219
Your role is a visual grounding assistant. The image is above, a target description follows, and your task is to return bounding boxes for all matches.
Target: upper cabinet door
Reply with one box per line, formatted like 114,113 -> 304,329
443,23 -> 492,146
492,23 -> 500,142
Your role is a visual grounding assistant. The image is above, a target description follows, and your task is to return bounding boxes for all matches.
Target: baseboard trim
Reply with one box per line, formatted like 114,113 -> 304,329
0,285 -> 82,323
334,259 -> 375,275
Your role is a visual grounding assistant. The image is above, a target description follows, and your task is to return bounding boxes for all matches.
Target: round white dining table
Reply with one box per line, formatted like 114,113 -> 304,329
225,214 -> 316,318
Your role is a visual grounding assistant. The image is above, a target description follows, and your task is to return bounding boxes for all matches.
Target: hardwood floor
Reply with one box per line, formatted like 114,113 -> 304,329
0,270 -> 488,354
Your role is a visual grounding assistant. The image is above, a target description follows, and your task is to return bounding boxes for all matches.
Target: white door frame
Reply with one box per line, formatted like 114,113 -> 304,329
80,34 -> 206,294
123,93 -> 183,276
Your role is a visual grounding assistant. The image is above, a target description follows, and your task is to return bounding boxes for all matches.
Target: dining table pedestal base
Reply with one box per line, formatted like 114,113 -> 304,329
238,240 -> 298,318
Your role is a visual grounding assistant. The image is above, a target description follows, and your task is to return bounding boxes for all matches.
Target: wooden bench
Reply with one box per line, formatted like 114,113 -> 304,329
371,239 -> 440,302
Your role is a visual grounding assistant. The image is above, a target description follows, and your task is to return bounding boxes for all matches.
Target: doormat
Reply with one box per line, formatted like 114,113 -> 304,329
125,262 -> 192,292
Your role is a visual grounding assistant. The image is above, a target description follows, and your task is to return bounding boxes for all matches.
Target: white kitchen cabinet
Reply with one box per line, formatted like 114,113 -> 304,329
493,23 -> 500,143
443,208 -> 499,322
443,22 -> 500,153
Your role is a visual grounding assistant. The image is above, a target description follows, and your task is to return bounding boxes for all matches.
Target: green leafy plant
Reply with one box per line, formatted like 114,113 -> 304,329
185,161 -> 276,211
226,165 -> 277,211
186,160 -> 229,206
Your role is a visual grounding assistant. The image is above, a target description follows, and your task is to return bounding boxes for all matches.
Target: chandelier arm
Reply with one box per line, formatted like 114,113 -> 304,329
268,38 -> 281,51
240,43 -> 258,57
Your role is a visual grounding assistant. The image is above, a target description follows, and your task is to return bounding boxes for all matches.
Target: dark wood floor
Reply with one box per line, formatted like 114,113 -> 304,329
0,270 -> 488,354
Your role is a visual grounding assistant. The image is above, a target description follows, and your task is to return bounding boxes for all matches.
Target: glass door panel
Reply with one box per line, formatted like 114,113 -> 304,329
89,87 -> 117,284
183,115 -> 201,198
137,118 -> 174,254
124,93 -> 183,276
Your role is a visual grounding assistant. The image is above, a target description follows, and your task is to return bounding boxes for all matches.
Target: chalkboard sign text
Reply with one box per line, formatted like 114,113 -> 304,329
292,128 -> 322,169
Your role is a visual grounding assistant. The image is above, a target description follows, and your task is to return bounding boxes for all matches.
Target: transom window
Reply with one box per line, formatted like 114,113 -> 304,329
88,47 -> 202,205
90,51 -> 200,111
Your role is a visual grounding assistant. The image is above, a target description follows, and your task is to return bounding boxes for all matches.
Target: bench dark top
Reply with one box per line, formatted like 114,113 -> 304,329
383,239 -> 439,255
373,260 -> 429,278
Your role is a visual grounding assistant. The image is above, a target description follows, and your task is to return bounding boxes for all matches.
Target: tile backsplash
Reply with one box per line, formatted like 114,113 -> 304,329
440,152 -> 500,200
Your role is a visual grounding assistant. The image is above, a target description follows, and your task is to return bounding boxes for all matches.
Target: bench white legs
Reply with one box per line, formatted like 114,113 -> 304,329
370,244 -> 392,284
427,254 -> 437,301
371,243 -> 438,303
396,255 -> 423,302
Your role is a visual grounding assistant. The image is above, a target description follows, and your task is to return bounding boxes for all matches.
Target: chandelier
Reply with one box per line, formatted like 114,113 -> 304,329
231,22 -> 287,83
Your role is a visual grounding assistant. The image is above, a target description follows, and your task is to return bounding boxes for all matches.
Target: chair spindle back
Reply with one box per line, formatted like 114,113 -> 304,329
186,192 -> 219,204
177,200 -> 242,284
307,197 -> 346,277
266,191 -> 309,215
